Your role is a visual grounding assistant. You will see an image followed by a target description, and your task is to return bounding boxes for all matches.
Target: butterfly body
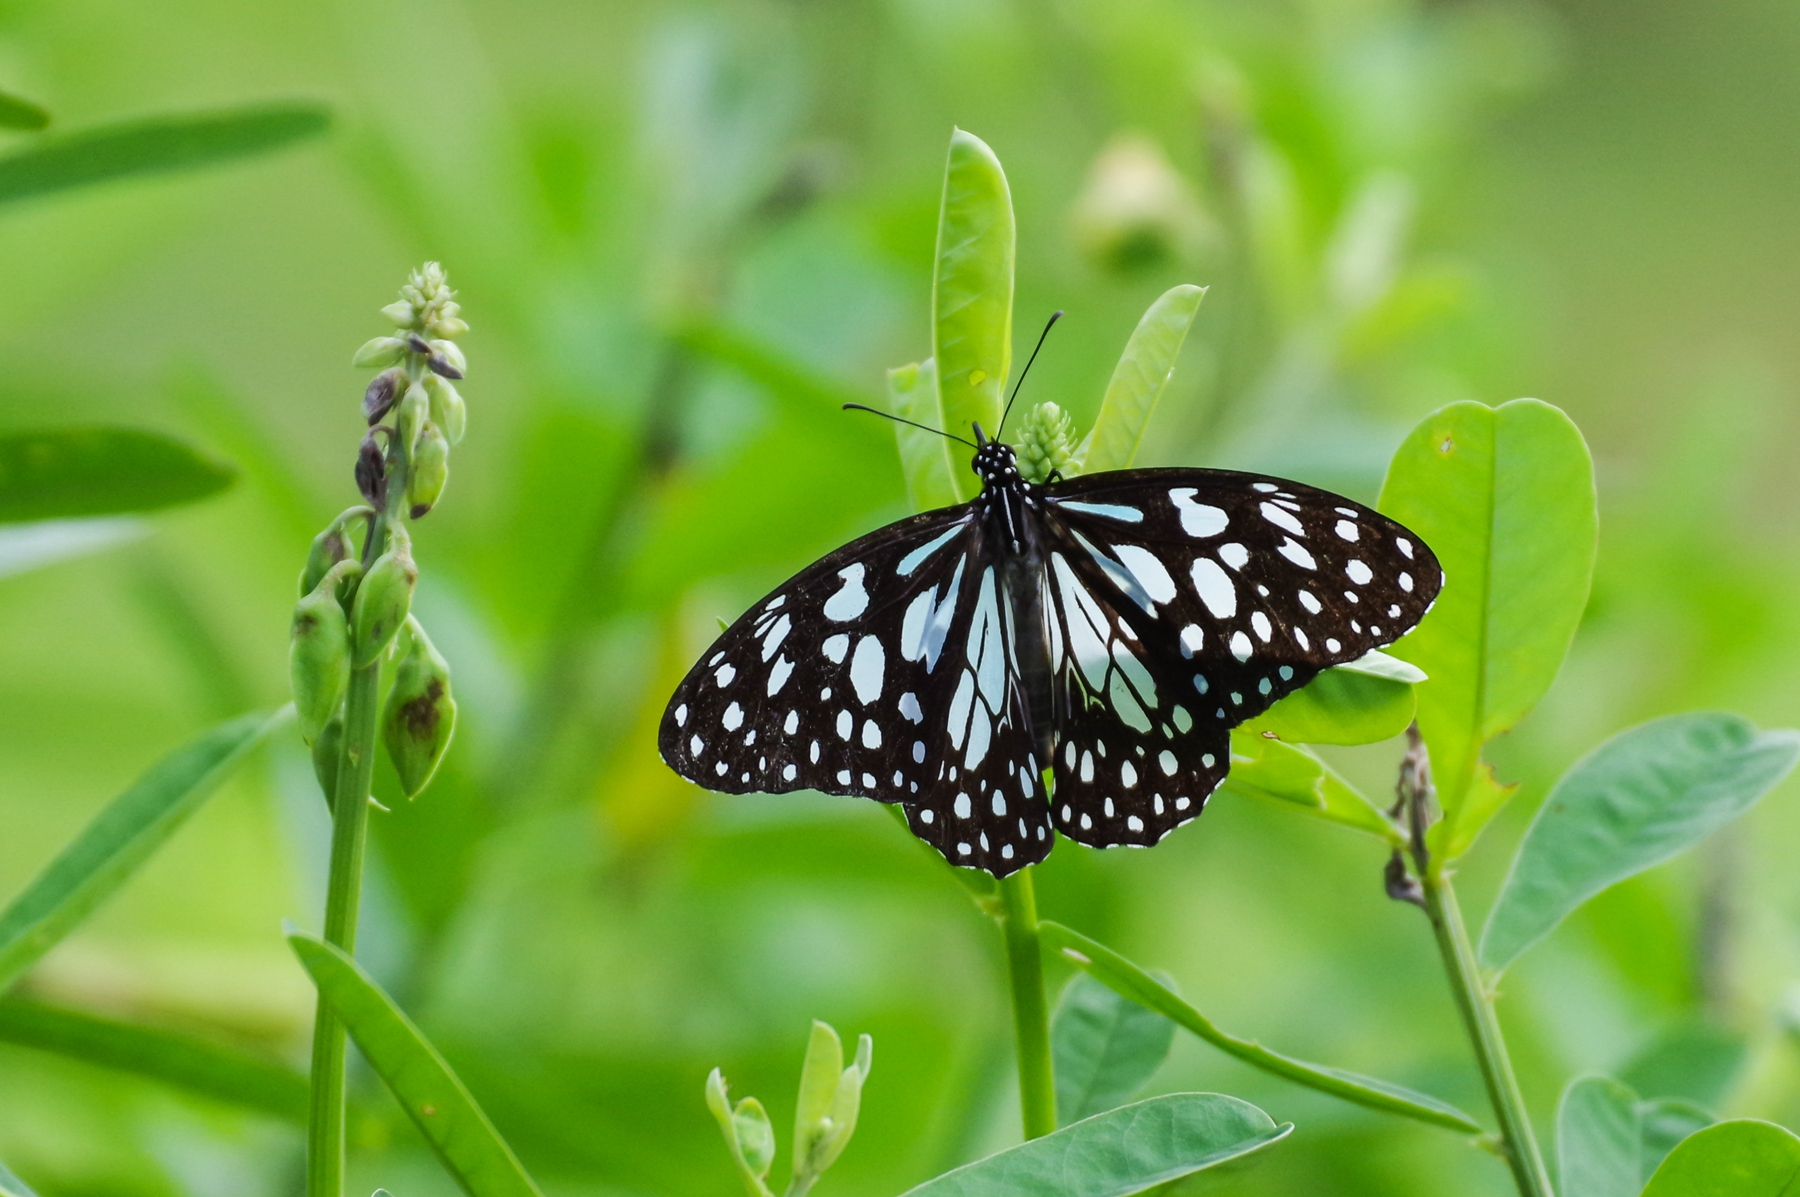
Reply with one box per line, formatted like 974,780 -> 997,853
661,437 -> 1441,878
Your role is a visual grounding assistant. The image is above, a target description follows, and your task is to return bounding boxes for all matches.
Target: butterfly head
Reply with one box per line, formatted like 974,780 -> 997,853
970,434 -> 1022,489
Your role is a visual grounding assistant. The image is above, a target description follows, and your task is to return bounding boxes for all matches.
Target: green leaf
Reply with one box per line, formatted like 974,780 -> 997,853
0,517 -> 144,578
0,102 -> 329,207
1222,730 -> 1400,842
889,359 -> 963,512
1640,1120 -> 1800,1196
0,90 -> 49,132
1040,922 -> 1481,1134
1243,666 -> 1416,747
1078,285 -> 1206,473
1479,712 -> 1800,975
0,1156 -> 37,1197
793,1020 -> 844,1169
0,709 -> 285,994
0,997 -> 306,1122
288,931 -> 544,1197
1556,1076 -> 1645,1197
1052,973 -> 1176,1126
1377,399 -> 1598,859
933,127 -> 1013,490
0,428 -> 236,523
1621,1022 -> 1749,1111
896,1093 -> 1289,1197
1639,1101 -> 1717,1182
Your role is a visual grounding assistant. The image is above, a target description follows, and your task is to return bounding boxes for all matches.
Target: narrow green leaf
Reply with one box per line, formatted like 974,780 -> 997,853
288,931 -> 544,1197
1053,973 -> 1175,1126
1222,730 -> 1400,842
0,428 -> 236,523
1640,1120 -> 1800,1196
1040,922 -> 1482,1134
0,708 -> 286,994
1479,712 -> 1800,975
1557,1076 -> 1643,1197
933,127 -> 1012,488
793,1021 -> 844,1169
0,997 -> 306,1122
0,102 -> 329,207
0,90 -> 49,132
897,1093 -> 1289,1197
0,1156 -> 37,1197
1243,667 -> 1416,747
890,360 -> 963,512
1078,285 -> 1205,473
1378,399 -> 1597,858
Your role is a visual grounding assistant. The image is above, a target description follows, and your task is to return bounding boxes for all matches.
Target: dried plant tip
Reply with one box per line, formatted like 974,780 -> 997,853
363,368 -> 405,425
1384,850 -> 1425,908
355,435 -> 387,507
381,617 -> 456,797
427,355 -> 463,380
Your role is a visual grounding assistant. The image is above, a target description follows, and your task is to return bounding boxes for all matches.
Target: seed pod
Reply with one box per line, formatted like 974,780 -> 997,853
350,529 -> 416,667
425,375 -> 466,444
408,421 -> 449,518
353,336 -> 406,368
396,382 -> 429,455
311,715 -> 344,813
291,560 -> 360,743
363,368 -> 406,425
298,507 -> 372,596
381,618 -> 456,797
355,433 -> 387,508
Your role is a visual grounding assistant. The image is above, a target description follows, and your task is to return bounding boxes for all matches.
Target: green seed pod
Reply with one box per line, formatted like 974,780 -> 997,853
311,714 -> 343,813
353,336 -> 406,368
350,529 -> 417,668
408,421 -> 449,519
425,374 -> 467,444
299,507 -> 373,596
396,382 -> 429,455
291,560 -> 360,743
381,618 -> 456,797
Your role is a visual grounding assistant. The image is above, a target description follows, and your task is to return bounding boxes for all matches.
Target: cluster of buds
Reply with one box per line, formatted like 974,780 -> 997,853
1015,401 -> 1081,485
291,264 -> 467,808
707,1021 -> 873,1197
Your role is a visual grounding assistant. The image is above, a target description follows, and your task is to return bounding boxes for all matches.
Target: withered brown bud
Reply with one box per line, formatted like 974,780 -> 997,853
363,368 -> 405,425
405,333 -> 432,355
426,355 -> 464,381
355,434 -> 387,507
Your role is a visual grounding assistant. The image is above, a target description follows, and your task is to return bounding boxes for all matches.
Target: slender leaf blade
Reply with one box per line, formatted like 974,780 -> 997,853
0,102 -> 329,206
288,932 -> 543,1197
890,359 -> 962,512
897,1093 -> 1289,1197
1480,712 -> 1800,974
1079,285 -> 1205,473
0,1157 -> 36,1197
0,997 -> 306,1121
1244,666 -> 1416,747
1040,922 -> 1481,1133
1222,731 -> 1400,842
0,709 -> 285,994
0,90 -> 49,132
1053,973 -> 1175,1126
1378,399 -> 1597,857
0,428 -> 236,523
1640,1120 -> 1800,1196
933,127 -> 1012,493
1557,1076 -> 1642,1197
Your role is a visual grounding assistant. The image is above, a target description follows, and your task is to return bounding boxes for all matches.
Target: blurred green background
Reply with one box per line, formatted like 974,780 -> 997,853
3,0 -> 1800,1193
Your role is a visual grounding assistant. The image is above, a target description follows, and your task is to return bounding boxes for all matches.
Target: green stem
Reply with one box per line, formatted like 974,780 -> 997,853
997,867 -> 1055,1139
1420,872 -> 1553,1197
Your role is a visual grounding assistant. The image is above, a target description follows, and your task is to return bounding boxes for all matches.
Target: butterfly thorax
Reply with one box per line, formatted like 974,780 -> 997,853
971,440 -> 1058,758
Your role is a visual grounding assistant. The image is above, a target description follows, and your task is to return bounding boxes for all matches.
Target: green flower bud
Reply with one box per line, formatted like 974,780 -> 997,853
425,374 -> 467,444
379,299 -> 416,327
1016,401 -> 1080,484
291,560 -> 361,743
705,1069 -> 776,1197
299,507 -> 372,596
407,421 -> 449,519
381,617 -> 456,797
429,314 -> 469,339
429,339 -> 467,376
397,382 -> 429,455
311,715 -> 343,813
353,336 -> 406,368
350,528 -> 416,668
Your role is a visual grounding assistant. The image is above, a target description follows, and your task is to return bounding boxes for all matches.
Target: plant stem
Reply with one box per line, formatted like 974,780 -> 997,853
997,867 -> 1055,1139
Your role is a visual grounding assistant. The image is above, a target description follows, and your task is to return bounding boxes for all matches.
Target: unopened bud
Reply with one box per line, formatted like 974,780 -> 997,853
364,368 -> 405,425
350,528 -> 416,667
353,336 -> 406,368
379,299 -> 416,327
291,560 -> 360,743
408,422 -> 449,518
381,617 -> 456,797
425,375 -> 466,444
396,383 -> 428,455
311,715 -> 343,813
1016,401 -> 1080,484
429,314 -> 469,340
299,507 -> 372,596
429,339 -> 467,377
355,435 -> 387,508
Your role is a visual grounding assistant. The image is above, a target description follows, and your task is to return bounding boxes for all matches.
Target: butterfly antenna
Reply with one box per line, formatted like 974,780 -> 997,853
998,310 -> 1064,438
842,403 -> 978,448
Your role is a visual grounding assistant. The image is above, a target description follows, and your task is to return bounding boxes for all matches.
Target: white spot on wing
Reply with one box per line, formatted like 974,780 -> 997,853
1055,499 -> 1145,522
1335,520 -> 1359,542
674,704 -> 688,726
850,636 -> 886,704
714,663 -> 736,687
1169,488 -> 1229,537
836,710 -> 853,739
1346,559 -> 1373,585
1278,539 -> 1317,570
759,614 -> 791,661
722,702 -> 743,731
1191,558 -> 1237,618
1260,502 -> 1304,536
767,655 -> 794,696
1112,544 -> 1177,604
1179,625 -> 1203,657
899,692 -> 923,723
1251,611 -> 1272,642
1230,631 -> 1253,661
1217,542 -> 1249,570
897,524 -> 965,576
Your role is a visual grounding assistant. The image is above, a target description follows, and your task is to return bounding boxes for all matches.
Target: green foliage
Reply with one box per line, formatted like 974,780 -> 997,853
1078,284 -> 1206,473
1222,730 -> 1399,841
0,709 -> 285,994
933,129 -> 1014,479
0,428 -> 235,523
889,359 -> 962,512
1244,664 -> 1417,747
0,1157 -> 36,1197
895,1093 -> 1291,1197
1556,1075 -> 1713,1196
1378,399 -> 1599,859
0,89 -> 49,131
1051,973 -> 1175,1126
288,931 -> 544,1197
707,1020 -> 873,1197
1639,1120 -> 1800,1195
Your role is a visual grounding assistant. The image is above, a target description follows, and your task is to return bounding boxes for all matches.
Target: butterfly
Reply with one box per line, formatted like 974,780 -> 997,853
659,426 -> 1441,878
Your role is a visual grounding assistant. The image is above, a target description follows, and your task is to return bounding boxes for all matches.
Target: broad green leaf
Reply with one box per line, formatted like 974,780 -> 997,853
890,359 -> 962,512
0,709 -> 286,994
933,127 -> 1012,490
0,997 -> 305,1122
1479,712 -> 1800,974
1222,730 -> 1400,842
1052,973 -> 1175,1126
0,428 -> 236,523
1244,667 -> 1416,746
288,931 -> 544,1197
0,103 -> 329,207
1557,1076 -> 1645,1197
1078,285 -> 1206,473
1640,1120 -> 1800,1196
1378,399 -> 1597,859
0,90 -> 48,131
0,1158 -> 35,1197
1040,922 -> 1481,1134
896,1093 -> 1289,1197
